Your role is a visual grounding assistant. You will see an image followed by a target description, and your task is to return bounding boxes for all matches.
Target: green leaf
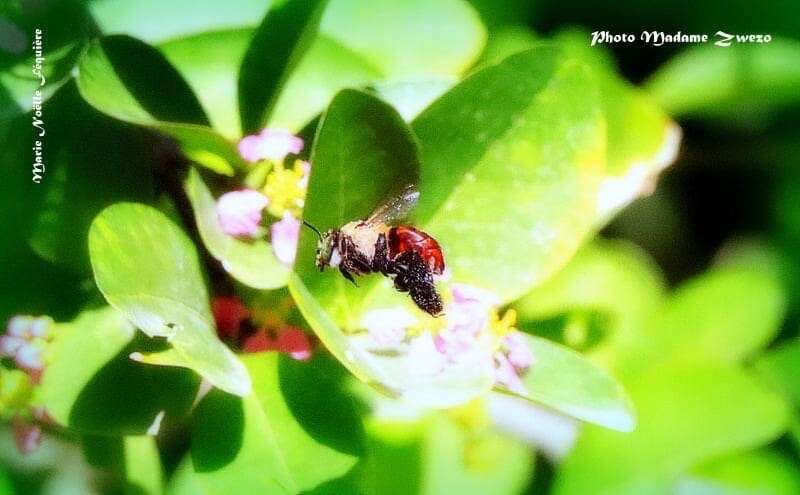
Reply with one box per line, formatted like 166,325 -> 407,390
411,46 -> 606,302
320,0 -> 486,78
167,458 -> 206,495
371,77 -> 457,121
185,168 -> 288,289
79,35 -> 208,125
0,43 -> 79,122
553,360 -> 790,495
91,0 -> 486,135
88,202 -> 251,396
645,37 -> 800,122
88,0 -> 269,44
553,28 -> 680,222
617,266 -> 786,376
188,390 -> 293,494
755,338 -> 800,407
359,414 -> 533,495
160,29 -> 254,139
792,421 -> 800,457
27,82 -> 156,274
514,239 -> 665,322
162,30 -> 383,136
477,25 -> 538,67
90,0 -> 486,81
125,436 -> 164,495
294,89 -> 421,328
270,35 -> 384,131
81,435 -> 164,495
249,354 -> 361,489
76,35 -> 243,175
0,1 -> 90,123
0,468 -> 10,495
678,450 -> 800,495
512,335 -> 636,432
40,307 -> 199,436
421,415 -> 533,495
238,0 -> 329,133
512,239 -> 665,363
0,368 -> 34,412
187,354 -> 361,494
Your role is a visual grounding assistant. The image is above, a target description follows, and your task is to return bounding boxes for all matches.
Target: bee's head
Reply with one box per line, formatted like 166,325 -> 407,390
314,230 -> 337,270
303,220 -> 337,271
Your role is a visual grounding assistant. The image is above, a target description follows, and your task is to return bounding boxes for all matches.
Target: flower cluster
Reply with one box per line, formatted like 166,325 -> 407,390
361,284 -> 534,395
1,316 -> 52,380
238,128 -> 303,164
211,296 -> 313,361
0,316 -> 55,454
215,128 -> 309,267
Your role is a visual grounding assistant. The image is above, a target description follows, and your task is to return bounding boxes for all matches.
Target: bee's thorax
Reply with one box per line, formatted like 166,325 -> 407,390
340,221 -> 388,261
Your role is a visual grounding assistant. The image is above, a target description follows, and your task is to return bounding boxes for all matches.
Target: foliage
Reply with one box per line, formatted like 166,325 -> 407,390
2,1 -> 799,494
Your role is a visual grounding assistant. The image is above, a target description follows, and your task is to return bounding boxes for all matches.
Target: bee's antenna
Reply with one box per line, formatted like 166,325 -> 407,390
302,220 -> 323,240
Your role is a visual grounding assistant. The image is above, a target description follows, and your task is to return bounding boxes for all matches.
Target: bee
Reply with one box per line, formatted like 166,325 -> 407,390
306,185 -> 445,316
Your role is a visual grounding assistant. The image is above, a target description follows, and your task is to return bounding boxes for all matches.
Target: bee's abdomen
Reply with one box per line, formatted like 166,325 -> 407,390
389,250 -> 443,316
388,226 -> 445,275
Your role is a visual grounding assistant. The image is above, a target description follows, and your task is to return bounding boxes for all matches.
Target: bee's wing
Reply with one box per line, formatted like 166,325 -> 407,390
364,184 -> 420,226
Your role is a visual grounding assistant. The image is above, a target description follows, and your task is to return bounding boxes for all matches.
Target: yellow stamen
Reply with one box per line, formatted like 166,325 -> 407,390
262,159 -> 308,218
448,398 -> 489,432
490,308 -> 517,337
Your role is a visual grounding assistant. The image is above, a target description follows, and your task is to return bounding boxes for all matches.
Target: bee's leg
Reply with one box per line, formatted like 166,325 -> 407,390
386,254 -> 412,293
392,273 -> 410,293
341,236 -> 373,275
339,266 -> 358,286
338,238 -> 360,282
338,245 -> 366,286
372,234 -> 389,274
351,256 -> 373,274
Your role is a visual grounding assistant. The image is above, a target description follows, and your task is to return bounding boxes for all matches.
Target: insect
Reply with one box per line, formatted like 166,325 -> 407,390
307,185 -> 445,316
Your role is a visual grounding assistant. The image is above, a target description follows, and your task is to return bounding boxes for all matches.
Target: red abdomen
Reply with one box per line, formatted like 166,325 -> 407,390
388,226 -> 445,275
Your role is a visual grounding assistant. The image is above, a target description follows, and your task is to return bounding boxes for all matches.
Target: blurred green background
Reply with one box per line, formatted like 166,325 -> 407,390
2,0 -> 800,494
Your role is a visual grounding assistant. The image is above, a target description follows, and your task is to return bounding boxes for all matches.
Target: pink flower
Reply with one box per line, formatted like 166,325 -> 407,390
5,316 -> 51,341
0,335 -> 25,357
243,327 -> 313,360
212,296 -> 250,340
29,318 -> 49,338
276,327 -> 313,360
242,329 -> 270,353
12,418 -> 42,455
15,344 -> 43,373
448,284 -> 499,336
495,353 -> 528,396
361,308 -> 417,349
406,333 -> 447,377
297,160 -> 311,189
433,329 -> 476,361
238,129 -> 304,163
6,316 -> 30,338
271,212 -> 301,266
433,284 -> 498,360
216,189 -> 269,237
503,331 -> 534,370
451,284 -> 500,307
